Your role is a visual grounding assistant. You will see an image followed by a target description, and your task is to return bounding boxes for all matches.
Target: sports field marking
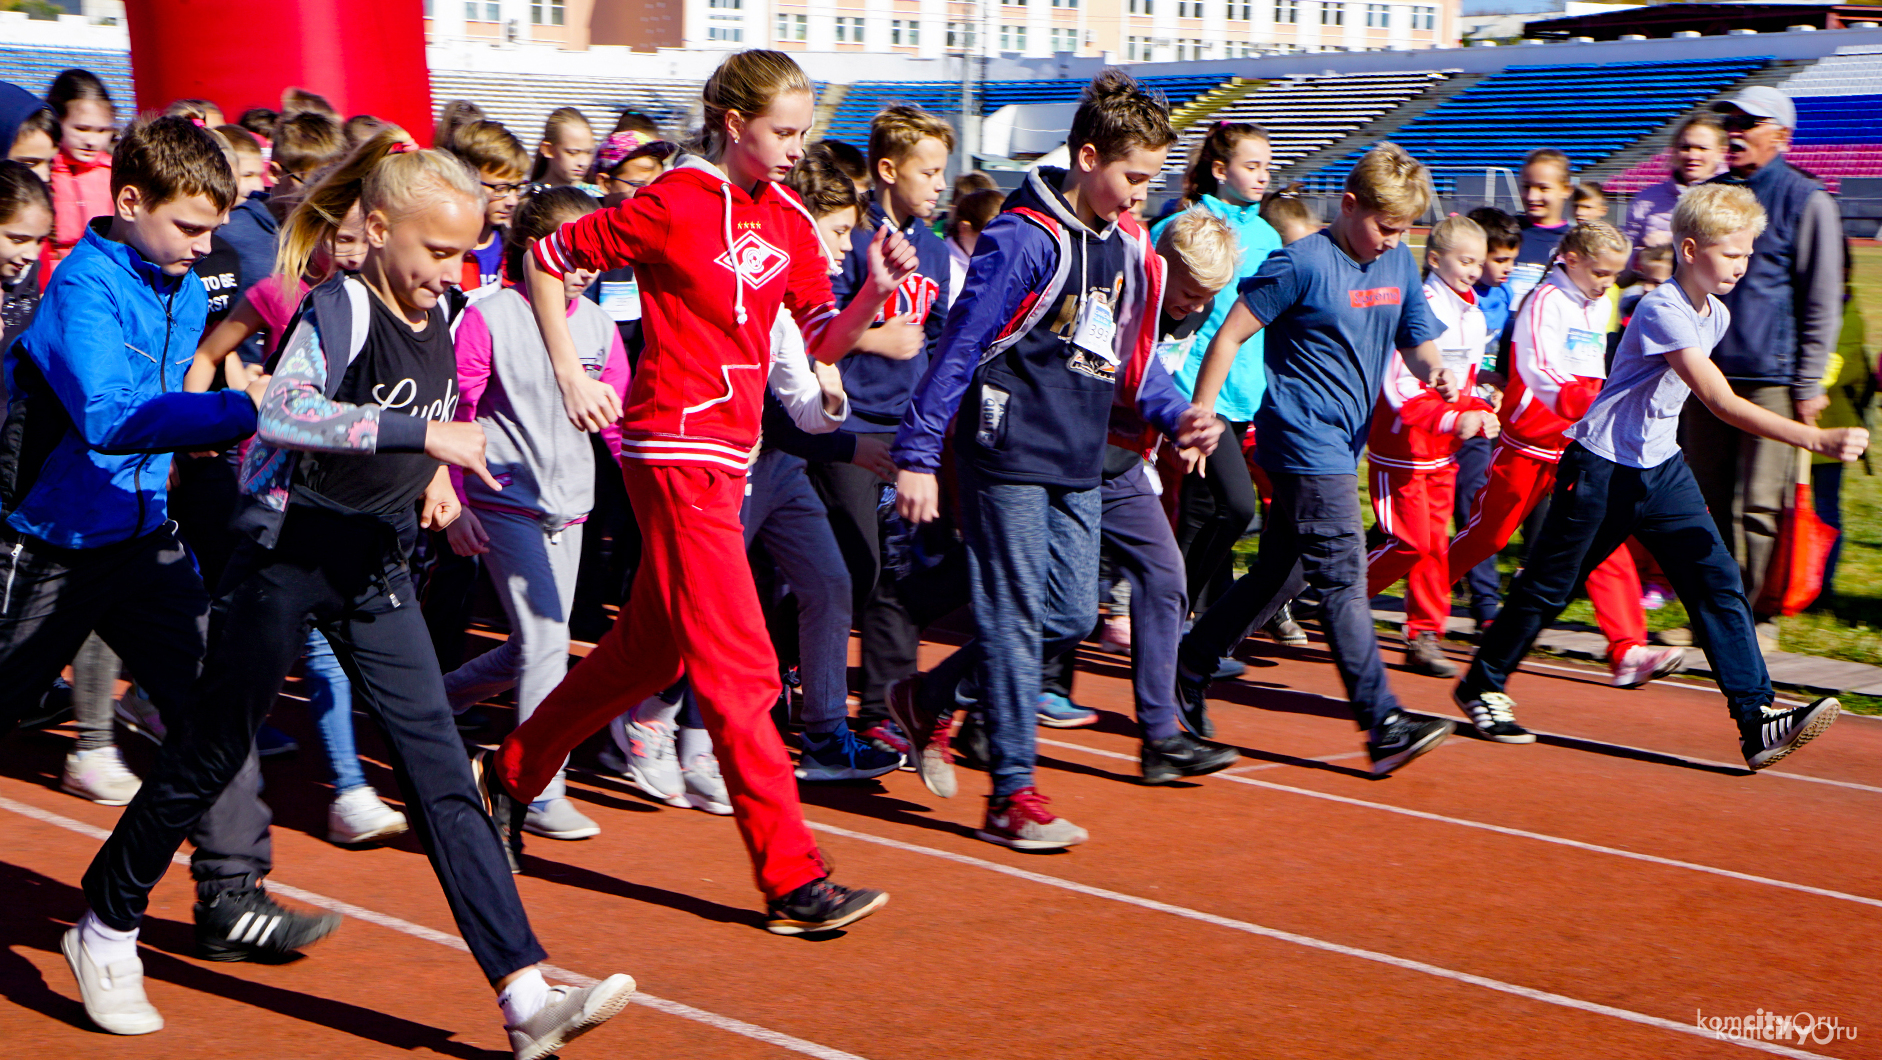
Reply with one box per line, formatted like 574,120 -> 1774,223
0,794 -> 871,1060
803,820 -> 1844,1060
1035,737 -> 1882,911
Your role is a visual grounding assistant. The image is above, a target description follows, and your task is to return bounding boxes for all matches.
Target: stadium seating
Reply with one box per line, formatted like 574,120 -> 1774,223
1309,57 -> 1771,195
0,45 -> 135,111
1154,71 -> 1450,190
429,70 -> 704,142
821,73 -> 1231,149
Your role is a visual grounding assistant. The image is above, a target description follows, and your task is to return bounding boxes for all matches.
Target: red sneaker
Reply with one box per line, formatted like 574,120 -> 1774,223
886,675 -> 957,798
975,787 -> 1088,851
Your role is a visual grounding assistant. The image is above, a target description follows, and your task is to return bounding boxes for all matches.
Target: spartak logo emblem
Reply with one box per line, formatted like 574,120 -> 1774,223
716,232 -> 790,290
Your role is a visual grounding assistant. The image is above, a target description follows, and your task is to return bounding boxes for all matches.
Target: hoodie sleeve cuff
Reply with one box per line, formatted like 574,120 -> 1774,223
377,413 -> 430,453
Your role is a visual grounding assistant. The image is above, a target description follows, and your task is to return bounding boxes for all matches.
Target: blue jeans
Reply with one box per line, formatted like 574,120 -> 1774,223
1182,471 -> 1403,730
743,449 -> 852,732
1462,444 -> 1771,723
304,628 -> 364,792
1453,434 -> 1502,622
922,463 -> 1102,799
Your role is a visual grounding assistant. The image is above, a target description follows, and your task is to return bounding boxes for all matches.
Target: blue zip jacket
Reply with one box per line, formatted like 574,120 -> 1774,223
2,223 -> 259,548
831,195 -> 951,431
1150,194 -> 1281,421
892,166 -> 1191,487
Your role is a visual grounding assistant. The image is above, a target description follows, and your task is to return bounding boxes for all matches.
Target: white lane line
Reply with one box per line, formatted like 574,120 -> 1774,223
1218,751 -> 1369,776
803,820 -> 1842,1060
0,794 -> 868,1060
1035,738 -> 1882,911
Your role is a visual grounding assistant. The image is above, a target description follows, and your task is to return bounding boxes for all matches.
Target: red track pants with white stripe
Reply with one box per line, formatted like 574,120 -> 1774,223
1444,443 -> 1646,665
1366,464 -> 1458,638
497,462 -> 824,900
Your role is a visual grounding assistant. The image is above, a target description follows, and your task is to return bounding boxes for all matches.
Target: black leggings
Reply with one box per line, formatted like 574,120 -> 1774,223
1175,417 -> 1259,609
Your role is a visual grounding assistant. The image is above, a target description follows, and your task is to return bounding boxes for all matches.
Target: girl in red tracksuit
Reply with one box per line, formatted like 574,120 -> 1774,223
1446,222 -> 1684,690
1366,216 -> 1498,677
497,50 -> 919,936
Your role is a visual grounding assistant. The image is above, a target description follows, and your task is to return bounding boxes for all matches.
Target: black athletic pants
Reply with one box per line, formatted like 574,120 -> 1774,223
82,504 -> 545,982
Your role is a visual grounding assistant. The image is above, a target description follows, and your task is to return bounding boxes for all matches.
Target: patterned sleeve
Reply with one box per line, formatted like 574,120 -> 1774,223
256,313 -> 415,454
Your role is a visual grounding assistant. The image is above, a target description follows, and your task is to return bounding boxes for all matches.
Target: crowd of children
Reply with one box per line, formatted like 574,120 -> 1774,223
0,50 -> 1869,1055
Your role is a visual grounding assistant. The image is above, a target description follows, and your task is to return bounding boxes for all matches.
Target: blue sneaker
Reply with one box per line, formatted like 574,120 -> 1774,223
1036,692 -> 1099,729
795,727 -> 903,782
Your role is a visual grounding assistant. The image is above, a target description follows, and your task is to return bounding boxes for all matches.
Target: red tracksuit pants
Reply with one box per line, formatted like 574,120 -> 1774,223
1445,443 -> 1646,664
1366,464 -> 1457,638
497,462 -> 824,900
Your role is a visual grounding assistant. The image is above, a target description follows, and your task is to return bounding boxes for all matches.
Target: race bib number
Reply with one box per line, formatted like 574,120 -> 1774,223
1562,327 -> 1606,378
599,280 -> 641,322
1073,295 -> 1119,364
1155,334 -> 1193,374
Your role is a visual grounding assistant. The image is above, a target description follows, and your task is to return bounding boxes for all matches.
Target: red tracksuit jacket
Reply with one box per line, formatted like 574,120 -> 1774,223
1498,264 -> 1609,463
1366,276 -> 1492,473
532,157 -> 839,472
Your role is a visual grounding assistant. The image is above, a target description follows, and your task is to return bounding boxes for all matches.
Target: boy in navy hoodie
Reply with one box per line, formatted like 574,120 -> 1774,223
0,117 -> 328,1033
816,103 -> 952,749
887,71 -> 1221,851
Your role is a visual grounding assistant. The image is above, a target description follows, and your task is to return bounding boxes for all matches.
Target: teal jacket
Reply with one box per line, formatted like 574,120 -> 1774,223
1151,194 -> 1282,421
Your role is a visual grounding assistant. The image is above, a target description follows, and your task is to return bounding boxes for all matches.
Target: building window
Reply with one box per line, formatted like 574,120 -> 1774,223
1410,4 -> 1434,29
708,0 -> 740,8
1322,1 -> 1343,24
1177,0 -> 1201,16
999,23 -> 1027,50
1126,34 -> 1151,60
708,24 -> 743,39
890,18 -> 920,44
1052,0 -> 1079,8
529,0 -> 564,24
1129,0 -> 1153,14
775,12 -> 807,39
1001,0 -> 1026,7
1274,0 -> 1297,22
465,1 -> 499,20
947,21 -> 979,47
1228,0 -> 1251,17
1364,2 -> 1386,26
835,15 -> 865,41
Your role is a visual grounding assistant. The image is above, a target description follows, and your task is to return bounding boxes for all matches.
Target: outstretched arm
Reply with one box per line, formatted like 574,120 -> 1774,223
1668,346 -> 1866,460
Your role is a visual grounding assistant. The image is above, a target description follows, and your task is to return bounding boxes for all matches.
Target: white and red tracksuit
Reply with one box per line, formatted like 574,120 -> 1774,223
1365,277 -> 1494,637
1446,265 -> 1646,663
498,157 -> 840,900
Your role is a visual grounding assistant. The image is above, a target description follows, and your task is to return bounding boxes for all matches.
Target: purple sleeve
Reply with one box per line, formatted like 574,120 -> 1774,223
598,325 -> 631,464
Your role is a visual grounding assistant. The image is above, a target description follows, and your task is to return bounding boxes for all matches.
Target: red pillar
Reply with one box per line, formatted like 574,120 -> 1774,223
123,0 -> 435,145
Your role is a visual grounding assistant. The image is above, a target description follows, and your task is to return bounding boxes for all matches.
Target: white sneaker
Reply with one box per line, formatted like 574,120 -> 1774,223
604,707 -> 686,806
61,927 -> 162,1035
506,973 -> 636,1060
1611,645 -> 1687,689
524,797 -> 601,840
680,752 -> 733,816
61,746 -> 141,806
327,785 -> 409,846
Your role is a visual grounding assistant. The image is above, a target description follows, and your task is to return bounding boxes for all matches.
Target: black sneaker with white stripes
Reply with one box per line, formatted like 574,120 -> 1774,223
1451,687 -> 1536,743
1741,697 -> 1840,771
194,886 -> 341,962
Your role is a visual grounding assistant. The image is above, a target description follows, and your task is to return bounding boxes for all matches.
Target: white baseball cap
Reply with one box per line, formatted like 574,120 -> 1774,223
1712,85 -> 1796,130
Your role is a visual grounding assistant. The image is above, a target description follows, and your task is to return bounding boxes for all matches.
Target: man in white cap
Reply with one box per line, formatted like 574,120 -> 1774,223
1683,85 -> 1844,649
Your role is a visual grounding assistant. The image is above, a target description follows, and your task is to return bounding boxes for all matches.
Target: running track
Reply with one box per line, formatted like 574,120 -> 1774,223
2,629 -> 1877,1059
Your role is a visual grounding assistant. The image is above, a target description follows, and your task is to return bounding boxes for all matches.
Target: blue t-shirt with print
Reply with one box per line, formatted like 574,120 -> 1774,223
1242,230 -> 1441,476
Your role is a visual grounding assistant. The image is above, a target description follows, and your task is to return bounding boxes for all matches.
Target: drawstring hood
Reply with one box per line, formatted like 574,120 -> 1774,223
721,182 -> 747,327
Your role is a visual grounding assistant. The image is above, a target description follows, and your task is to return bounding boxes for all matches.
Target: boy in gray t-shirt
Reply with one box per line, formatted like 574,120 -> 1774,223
1455,185 -> 1868,771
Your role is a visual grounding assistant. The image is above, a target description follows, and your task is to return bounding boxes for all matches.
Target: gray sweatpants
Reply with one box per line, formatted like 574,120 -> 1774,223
443,508 -> 583,803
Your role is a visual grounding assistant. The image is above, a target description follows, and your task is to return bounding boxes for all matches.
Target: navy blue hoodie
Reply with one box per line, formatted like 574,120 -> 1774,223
830,194 -> 950,431
894,166 -> 1189,490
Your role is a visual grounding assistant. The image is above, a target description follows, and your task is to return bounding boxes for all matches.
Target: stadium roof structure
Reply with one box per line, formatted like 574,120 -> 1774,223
1527,2 -> 1882,39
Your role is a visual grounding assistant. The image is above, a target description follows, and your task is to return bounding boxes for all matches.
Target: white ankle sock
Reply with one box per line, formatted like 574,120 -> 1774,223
78,909 -> 139,967
498,968 -> 551,1025
677,725 -> 713,764
632,693 -> 683,729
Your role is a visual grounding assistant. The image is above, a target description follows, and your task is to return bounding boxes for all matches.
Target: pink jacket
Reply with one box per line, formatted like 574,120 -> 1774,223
46,149 -> 113,274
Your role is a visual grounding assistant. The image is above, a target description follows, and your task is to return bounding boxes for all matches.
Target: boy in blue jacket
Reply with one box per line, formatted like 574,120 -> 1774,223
887,71 -> 1221,851
0,117 -> 335,1034
816,103 -> 954,749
